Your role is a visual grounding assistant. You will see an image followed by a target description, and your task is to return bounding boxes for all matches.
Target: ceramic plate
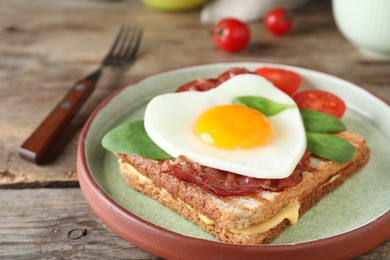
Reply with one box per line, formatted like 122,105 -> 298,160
77,62 -> 390,260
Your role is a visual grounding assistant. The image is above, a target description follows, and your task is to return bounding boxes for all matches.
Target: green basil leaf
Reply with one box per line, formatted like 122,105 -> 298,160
306,132 -> 355,163
232,96 -> 296,116
102,119 -> 172,160
300,109 -> 346,133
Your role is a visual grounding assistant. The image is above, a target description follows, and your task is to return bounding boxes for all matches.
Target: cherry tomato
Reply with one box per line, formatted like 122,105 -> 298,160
212,18 -> 250,53
293,90 -> 347,118
255,67 -> 301,96
264,7 -> 293,36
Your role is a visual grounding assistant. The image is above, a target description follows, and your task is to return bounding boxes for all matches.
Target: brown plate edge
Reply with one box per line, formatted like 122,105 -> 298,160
77,63 -> 390,260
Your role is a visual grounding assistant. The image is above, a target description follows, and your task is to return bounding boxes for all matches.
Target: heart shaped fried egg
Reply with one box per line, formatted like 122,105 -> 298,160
144,74 -> 306,179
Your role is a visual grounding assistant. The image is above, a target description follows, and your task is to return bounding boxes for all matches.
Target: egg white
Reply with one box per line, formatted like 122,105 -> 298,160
144,74 -> 307,179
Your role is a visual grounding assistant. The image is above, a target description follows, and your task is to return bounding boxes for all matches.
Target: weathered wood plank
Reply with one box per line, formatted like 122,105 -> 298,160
0,188 -> 162,259
0,188 -> 388,259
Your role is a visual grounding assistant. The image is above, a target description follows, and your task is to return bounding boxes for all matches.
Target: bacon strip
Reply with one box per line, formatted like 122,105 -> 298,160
160,152 -> 311,197
175,67 -> 251,93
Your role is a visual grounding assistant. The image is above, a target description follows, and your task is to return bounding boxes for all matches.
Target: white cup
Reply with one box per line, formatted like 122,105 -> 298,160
332,0 -> 390,60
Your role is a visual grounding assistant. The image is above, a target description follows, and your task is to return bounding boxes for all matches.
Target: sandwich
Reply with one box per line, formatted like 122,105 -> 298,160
102,68 -> 370,244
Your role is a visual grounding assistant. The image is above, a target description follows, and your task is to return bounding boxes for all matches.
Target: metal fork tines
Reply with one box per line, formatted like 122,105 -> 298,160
86,25 -> 143,82
103,25 -> 143,67
19,25 -> 143,164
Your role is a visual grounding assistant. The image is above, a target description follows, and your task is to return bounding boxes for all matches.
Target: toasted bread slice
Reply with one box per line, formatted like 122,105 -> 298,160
115,131 -> 369,244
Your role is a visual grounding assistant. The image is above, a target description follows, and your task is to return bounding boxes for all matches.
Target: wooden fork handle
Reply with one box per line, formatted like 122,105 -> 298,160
19,79 -> 96,164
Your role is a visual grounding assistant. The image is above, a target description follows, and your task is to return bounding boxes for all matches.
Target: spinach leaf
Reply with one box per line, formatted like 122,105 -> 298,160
232,96 -> 296,116
300,109 -> 346,133
101,120 -> 172,160
306,132 -> 355,163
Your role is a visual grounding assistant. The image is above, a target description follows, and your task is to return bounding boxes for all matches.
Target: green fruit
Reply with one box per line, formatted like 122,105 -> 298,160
142,0 -> 206,12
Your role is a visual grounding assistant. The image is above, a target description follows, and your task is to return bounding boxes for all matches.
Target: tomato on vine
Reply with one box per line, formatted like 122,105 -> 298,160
212,18 -> 250,53
264,7 -> 293,36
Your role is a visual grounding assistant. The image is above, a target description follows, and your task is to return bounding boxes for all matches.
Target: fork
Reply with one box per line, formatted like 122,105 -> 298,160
19,25 -> 143,164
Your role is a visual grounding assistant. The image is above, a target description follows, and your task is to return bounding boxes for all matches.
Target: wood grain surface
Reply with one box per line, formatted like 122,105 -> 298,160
0,189 -> 161,260
0,0 -> 389,258
0,188 -> 388,259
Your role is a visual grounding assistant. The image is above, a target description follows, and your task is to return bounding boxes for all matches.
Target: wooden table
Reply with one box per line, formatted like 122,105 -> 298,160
1,0 -> 389,258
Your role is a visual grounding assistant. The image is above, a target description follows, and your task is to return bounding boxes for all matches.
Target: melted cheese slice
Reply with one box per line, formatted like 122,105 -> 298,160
121,159 -> 301,236
230,200 -> 300,235
198,213 -> 215,225
328,174 -> 340,184
120,159 -> 153,184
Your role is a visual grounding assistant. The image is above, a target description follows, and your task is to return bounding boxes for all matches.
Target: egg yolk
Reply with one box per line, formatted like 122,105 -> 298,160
194,104 -> 272,149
